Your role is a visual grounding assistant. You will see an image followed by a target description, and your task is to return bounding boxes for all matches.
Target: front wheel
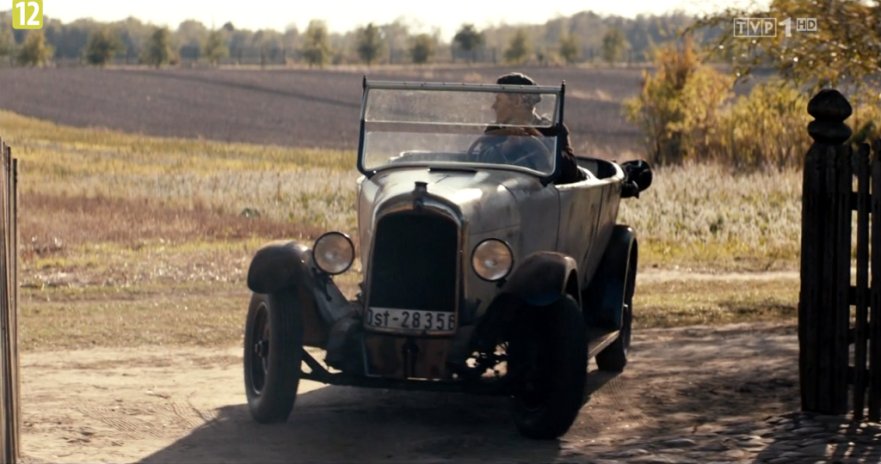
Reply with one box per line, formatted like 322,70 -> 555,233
510,295 -> 587,439
243,291 -> 303,423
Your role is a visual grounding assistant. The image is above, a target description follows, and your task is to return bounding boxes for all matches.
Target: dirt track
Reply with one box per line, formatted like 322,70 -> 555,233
23,322 -> 877,464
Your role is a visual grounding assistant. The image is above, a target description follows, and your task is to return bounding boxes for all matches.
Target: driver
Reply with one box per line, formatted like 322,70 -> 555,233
489,72 -> 585,184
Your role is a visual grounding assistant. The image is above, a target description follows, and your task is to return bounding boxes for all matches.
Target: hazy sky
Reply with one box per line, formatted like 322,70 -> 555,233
44,0 -> 757,41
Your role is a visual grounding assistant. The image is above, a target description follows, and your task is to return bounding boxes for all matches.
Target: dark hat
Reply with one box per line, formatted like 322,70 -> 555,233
496,72 -> 537,86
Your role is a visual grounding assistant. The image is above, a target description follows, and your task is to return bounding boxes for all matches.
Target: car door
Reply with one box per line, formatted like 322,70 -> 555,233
555,174 -> 606,285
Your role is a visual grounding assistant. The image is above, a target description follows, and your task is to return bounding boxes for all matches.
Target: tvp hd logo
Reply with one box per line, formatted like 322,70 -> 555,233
12,0 -> 43,29
734,17 -> 818,38
734,18 -> 777,37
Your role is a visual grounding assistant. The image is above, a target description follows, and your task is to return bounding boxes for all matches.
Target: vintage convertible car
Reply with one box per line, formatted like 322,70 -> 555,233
243,79 -> 652,439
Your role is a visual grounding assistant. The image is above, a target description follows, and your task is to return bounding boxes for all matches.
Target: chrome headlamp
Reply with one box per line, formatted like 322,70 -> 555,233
312,232 -> 355,275
471,239 -> 513,282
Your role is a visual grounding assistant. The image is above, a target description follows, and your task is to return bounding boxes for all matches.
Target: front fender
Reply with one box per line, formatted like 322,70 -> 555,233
502,251 -> 580,307
583,225 -> 637,329
247,240 -> 352,348
460,252 -> 580,364
247,240 -> 312,294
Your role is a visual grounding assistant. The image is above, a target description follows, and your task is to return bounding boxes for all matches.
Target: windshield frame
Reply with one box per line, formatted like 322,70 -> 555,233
356,79 -> 567,183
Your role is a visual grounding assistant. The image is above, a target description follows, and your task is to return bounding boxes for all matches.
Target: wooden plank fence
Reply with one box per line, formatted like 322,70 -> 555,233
800,89 -> 881,421
0,138 -> 18,463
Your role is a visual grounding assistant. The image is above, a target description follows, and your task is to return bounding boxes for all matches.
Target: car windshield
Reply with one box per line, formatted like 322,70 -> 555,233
359,82 -> 561,177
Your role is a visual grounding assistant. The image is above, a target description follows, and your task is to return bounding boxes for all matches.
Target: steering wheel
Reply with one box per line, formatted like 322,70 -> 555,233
466,134 -> 504,161
467,133 -> 550,170
506,136 -> 551,170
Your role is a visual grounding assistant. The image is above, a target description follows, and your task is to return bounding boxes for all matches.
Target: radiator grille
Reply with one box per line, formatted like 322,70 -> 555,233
368,212 -> 457,312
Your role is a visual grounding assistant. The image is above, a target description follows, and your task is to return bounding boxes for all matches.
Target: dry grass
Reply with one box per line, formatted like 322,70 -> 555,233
635,273 -> 798,328
620,162 -> 802,271
1,110 -> 803,350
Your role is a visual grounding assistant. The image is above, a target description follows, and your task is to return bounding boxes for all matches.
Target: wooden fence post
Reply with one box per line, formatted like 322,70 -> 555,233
871,138 -> 881,421
0,138 -> 17,463
853,142 -> 870,420
799,89 -> 852,414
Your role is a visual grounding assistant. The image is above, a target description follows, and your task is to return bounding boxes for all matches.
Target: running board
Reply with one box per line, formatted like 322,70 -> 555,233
587,328 -> 620,358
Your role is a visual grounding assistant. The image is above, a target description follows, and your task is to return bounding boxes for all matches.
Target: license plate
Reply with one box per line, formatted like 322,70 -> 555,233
365,307 -> 456,333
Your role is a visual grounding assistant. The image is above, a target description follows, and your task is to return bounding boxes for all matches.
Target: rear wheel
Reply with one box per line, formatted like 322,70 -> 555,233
510,295 -> 587,439
596,248 -> 637,372
244,291 -> 303,423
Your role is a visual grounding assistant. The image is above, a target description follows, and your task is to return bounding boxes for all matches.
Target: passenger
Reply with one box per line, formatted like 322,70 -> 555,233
490,72 -> 585,184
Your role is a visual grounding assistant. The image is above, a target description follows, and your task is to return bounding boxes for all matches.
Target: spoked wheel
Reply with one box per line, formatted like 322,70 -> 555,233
244,291 -> 303,423
510,295 -> 587,439
596,246 -> 637,372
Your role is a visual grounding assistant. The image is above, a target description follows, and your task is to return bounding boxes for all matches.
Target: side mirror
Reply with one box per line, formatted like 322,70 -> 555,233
620,160 -> 653,198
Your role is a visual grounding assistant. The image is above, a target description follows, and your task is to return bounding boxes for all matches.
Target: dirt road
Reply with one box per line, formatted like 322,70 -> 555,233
18,323 -> 881,463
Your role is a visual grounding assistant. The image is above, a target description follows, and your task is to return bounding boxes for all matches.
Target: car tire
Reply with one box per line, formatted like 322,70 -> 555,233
244,291 -> 303,423
510,295 -> 587,439
595,250 -> 636,372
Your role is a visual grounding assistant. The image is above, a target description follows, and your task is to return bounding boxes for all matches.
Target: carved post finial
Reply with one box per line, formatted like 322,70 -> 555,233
807,89 -> 853,144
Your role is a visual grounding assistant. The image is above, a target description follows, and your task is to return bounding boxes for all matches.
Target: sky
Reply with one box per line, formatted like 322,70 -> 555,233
43,0 -> 760,41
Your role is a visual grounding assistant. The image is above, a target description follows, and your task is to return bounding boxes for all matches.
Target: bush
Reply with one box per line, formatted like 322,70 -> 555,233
849,89 -> 881,145
624,38 -> 732,165
717,81 -> 811,169
626,38 -> 881,169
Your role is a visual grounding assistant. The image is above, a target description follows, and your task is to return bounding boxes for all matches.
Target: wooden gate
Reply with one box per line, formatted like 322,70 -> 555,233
800,89 -> 881,420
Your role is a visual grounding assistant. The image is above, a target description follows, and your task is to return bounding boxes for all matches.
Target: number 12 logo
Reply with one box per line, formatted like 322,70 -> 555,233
12,0 -> 43,30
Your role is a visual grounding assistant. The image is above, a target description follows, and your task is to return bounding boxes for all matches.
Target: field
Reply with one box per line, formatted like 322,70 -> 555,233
0,99 -> 801,350
0,65 -> 643,155
0,66 -> 820,462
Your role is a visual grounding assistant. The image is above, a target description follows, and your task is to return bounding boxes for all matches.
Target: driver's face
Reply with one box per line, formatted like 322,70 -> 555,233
492,93 -> 522,124
492,93 -> 530,123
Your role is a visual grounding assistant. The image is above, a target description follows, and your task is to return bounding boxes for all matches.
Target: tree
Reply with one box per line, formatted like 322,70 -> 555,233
558,34 -> 579,64
623,38 -> 701,165
252,29 -> 283,67
282,27 -> 298,64
177,20 -> 207,62
0,21 -> 14,62
301,20 -> 330,68
115,17 -> 152,65
85,28 -> 122,66
409,33 -> 434,64
380,19 -> 408,64
141,27 -> 173,68
601,28 -> 628,64
17,31 -> 53,66
453,24 -> 483,63
504,29 -> 530,64
47,18 -> 97,62
203,29 -> 228,66
227,29 -> 250,64
356,23 -> 383,65
696,0 -> 881,91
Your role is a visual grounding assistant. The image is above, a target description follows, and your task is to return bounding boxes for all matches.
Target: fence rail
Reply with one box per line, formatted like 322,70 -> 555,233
0,138 -> 18,462
800,89 -> 881,421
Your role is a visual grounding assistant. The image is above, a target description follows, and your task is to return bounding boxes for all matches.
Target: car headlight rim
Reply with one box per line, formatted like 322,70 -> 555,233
313,232 -> 355,275
471,239 -> 513,282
